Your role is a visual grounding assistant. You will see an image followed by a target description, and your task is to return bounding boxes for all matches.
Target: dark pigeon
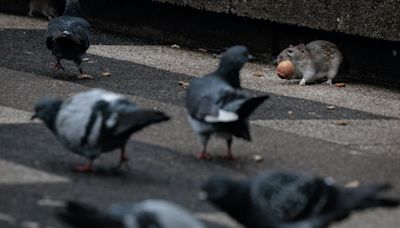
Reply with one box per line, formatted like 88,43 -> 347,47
45,0 -> 90,75
57,200 -> 205,228
200,171 -> 399,228
32,89 -> 169,172
185,45 -> 269,160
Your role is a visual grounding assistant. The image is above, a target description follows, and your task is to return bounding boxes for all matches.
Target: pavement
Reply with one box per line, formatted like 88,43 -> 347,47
0,13 -> 399,228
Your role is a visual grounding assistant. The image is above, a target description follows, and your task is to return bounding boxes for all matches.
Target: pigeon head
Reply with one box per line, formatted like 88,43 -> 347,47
32,97 -> 63,132
216,45 -> 253,88
200,176 -> 250,212
63,0 -> 83,17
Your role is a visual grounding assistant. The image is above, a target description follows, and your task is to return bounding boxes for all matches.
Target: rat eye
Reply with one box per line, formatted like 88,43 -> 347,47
287,49 -> 293,54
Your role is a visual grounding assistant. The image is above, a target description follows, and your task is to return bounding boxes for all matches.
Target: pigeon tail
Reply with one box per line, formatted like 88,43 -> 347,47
57,201 -> 124,228
237,95 -> 269,119
63,0 -> 83,17
112,110 -> 170,137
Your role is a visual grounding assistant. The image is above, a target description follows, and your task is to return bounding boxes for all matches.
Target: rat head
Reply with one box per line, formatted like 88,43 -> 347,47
32,97 -> 63,131
277,43 -> 308,63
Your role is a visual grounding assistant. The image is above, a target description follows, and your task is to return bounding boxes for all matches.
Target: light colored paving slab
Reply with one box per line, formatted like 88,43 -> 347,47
0,13 -> 47,30
0,160 -> 69,185
0,106 -> 33,124
252,119 -> 400,157
88,45 -> 400,118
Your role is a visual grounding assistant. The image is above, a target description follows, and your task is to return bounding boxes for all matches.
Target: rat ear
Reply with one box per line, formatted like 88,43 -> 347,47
297,43 -> 306,49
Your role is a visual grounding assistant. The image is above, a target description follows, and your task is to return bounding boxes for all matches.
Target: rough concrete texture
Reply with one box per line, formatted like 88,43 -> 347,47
155,0 -> 400,42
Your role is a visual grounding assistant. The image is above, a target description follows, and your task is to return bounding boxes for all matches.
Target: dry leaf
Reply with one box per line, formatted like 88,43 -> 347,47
335,83 -> 346,88
335,120 -> 350,126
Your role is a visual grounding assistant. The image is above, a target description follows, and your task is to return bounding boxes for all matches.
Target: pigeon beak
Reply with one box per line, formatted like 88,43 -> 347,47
248,54 -> 256,61
198,191 -> 208,201
31,114 -> 37,120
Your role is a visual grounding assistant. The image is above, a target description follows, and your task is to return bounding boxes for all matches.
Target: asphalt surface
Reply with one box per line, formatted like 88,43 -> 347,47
0,13 -> 399,228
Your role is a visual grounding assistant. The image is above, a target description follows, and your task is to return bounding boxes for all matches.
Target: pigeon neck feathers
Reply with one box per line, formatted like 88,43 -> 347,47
215,66 -> 241,89
202,177 -> 251,222
63,0 -> 83,17
33,98 -> 62,133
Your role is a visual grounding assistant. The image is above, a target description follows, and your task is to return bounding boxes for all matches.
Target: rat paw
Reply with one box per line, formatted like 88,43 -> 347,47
324,79 -> 333,85
299,79 -> 307,86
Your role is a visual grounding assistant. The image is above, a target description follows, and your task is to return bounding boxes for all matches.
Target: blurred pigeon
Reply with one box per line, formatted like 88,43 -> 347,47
32,89 -> 169,172
185,45 -> 269,160
57,199 -> 205,228
45,0 -> 90,75
200,171 -> 399,228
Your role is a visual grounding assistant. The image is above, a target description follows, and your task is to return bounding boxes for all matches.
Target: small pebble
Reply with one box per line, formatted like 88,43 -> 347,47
327,105 -> 336,110
198,48 -> 207,53
101,72 -> 112,77
83,58 -> 90,61
171,44 -> 180,49
288,111 -> 293,115
253,155 -> 264,162
345,180 -> 360,188
77,74 -> 93,80
178,81 -> 190,89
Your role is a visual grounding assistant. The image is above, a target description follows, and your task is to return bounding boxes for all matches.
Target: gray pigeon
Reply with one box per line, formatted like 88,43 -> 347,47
45,0 -> 90,75
57,199 -> 205,228
200,171 -> 399,228
185,45 -> 269,160
32,89 -> 169,172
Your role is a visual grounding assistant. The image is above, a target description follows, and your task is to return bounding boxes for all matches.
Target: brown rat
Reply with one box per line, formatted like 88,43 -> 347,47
29,0 -> 60,20
277,40 -> 343,86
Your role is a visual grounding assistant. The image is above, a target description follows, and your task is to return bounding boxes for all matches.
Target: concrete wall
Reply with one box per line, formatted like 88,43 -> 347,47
155,0 -> 400,42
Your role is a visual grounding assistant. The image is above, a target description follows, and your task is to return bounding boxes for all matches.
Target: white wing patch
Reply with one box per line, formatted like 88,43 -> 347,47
101,93 -> 123,102
204,109 -> 238,123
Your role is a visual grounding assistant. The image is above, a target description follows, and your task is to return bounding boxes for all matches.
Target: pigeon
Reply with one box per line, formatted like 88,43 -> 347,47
57,199 -> 205,228
32,89 -> 169,172
200,171 -> 399,228
45,0 -> 90,75
185,45 -> 269,160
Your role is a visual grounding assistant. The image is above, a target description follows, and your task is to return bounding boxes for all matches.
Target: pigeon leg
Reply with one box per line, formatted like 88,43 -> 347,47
74,57 -> 85,75
74,160 -> 94,173
195,146 -> 211,160
195,135 -> 211,160
115,146 -> 130,169
54,61 -> 65,71
223,137 -> 238,160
